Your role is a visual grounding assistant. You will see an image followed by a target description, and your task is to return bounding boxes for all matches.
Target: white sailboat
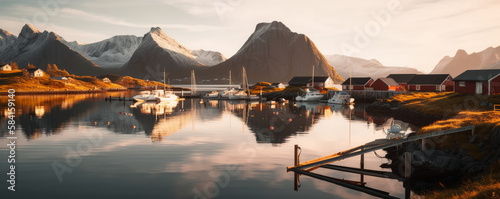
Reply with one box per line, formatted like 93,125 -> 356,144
134,68 -> 178,102
228,67 -> 258,100
296,88 -> 325,102
328,91 -> 354,104
295,65 -> 325,102
328,64 -> 354,105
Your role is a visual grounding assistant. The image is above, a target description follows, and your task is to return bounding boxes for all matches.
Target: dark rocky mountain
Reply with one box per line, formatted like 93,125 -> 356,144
0,24 -> 100,75
198,21 -> 344,84
431,46 -> 500,77
0,28 -> 17,52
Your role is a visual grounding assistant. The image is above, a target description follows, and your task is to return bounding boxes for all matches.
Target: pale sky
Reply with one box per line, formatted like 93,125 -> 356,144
1,0 -> 500,73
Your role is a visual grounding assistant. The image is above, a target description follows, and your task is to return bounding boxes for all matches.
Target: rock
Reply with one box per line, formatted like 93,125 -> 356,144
490,127 -> 500,148
468,134 -> 477,143
435,155 -> 461,172
480,100 -> 489,107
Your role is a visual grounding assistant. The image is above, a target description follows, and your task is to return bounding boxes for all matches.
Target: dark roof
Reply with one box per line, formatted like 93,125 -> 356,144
378,78 -> 399,87
27,68 -> 42,72
386,74 -> 417,84
341,77 -> 372,85
288,76 -> 330,85
271,83 -> 283,85
453,69 -> 500,82
407,74 -> 451,85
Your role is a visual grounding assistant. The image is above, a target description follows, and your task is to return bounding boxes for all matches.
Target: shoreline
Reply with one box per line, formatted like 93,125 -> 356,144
0,89 -> 128,95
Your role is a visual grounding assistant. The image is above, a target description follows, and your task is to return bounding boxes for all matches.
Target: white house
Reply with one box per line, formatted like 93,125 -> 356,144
0,64 -> 12,71
28,68 -> 44,77
102,77 -> 111,83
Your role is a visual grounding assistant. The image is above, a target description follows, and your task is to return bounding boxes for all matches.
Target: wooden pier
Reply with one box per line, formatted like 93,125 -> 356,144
105,96 -> 134,101
287,125 -> 475,199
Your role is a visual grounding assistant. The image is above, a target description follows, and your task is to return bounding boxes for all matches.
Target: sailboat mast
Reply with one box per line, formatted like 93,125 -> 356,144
229,70 -> 232,88
312,65 -> 315,89
163,67 -> 166,91
349,64 -> 352,94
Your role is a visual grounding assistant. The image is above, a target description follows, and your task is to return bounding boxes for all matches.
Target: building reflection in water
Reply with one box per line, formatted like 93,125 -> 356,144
1,92 -> 409,144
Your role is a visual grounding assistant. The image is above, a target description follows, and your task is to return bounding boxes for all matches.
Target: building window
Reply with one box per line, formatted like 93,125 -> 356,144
416,85 -> 420,91
343,85 -> 347,90
436,85 -> 440,91
441,85 -> 446,91
349,85 -> 354,90
459,81 -> 466,87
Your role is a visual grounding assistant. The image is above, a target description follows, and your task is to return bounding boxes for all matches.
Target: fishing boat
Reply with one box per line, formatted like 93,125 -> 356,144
295,65 -> 324,102
328,91 -> 354,105
295,88 -> 325,102
205,91 -> 220,98
133,91 -> 157,102
228,67 -> 258,100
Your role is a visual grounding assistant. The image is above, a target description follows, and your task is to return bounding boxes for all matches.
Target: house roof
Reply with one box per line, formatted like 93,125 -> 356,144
341,77 -> 372,85
271,83 -> 283,85
288,76 -> 330,85
378,78 -> 399,87
386,74 -> 417,84
0,64 -> 10,67
27,68 -> 42,72
407,74 -> 450,85
453,69 -> 500,82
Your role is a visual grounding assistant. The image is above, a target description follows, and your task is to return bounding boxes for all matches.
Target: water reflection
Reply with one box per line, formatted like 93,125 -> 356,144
0,93 -> 405,144
0,92 -> 415,198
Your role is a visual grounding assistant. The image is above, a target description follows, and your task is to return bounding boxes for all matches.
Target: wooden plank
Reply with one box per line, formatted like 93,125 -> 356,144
288,126 -> 474,170
319,164 -> 404,181
293,169 -> 399,199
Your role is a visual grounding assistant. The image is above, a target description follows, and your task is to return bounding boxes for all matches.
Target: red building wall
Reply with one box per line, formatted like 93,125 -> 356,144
366,79 -> 374,88
491,75 -> 500,95
454,81 -> 488,94
371,79 -> 400,91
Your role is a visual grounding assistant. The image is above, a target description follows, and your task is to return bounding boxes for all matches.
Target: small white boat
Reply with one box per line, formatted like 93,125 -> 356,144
219,88 -> 238,98
328,91 -> 354,105
205,91 -> 219,98
133,90 -> 178,102
157,90 -> 178,101
133,91 -> 157,102
295,88 -> 325,102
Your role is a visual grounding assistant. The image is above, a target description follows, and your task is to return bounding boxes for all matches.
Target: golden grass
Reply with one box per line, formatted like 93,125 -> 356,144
0,76 -> 124,91
114,76 -> 166,88
423,168 -> 500,199
387,92 -> 500,117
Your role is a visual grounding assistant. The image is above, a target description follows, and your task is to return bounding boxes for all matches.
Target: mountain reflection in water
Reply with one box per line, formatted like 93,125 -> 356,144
1,93 -> 399,145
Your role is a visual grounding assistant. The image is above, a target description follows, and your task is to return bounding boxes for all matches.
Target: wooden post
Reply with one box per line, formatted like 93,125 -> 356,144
404,152 -> 412,179
294,144 -> 300,166
471,128 -> 475,136
422,139 -> 426,151
360,147 -> 365,183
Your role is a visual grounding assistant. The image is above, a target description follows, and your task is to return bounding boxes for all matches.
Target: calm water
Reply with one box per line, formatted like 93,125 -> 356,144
0,92 -> 410,198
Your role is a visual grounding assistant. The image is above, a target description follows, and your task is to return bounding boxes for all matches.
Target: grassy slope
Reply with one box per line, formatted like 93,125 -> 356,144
0,74 -> 167,91
386,92 -> 500,198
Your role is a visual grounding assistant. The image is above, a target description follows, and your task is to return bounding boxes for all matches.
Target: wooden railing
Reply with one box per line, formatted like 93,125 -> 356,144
495,104 -> 500,112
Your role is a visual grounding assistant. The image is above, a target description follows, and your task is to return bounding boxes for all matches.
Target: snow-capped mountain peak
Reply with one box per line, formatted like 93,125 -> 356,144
192,49 -> 227,66
147,27 -> 194,59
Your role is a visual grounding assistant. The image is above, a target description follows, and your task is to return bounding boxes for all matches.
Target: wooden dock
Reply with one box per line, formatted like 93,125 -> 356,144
287,125 -> 475,199
105,96 -> 134,101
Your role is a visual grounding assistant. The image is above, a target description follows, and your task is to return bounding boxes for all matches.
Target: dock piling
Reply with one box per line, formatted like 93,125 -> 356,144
404,152 -> 412,179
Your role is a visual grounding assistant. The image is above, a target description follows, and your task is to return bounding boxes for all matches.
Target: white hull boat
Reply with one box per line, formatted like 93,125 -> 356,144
295,89 -> 325,102
328,91 -> 354,105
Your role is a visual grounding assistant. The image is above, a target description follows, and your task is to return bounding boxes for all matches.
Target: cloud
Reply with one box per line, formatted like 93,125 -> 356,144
60,8 -> 227,32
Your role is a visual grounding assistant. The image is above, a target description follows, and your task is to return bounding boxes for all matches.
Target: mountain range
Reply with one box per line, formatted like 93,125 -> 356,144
431,46 -> 500,77
199,21 -> 343,84
0,24 -> 100,75
1,21 -> 498,83
325,54 -> 421,79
